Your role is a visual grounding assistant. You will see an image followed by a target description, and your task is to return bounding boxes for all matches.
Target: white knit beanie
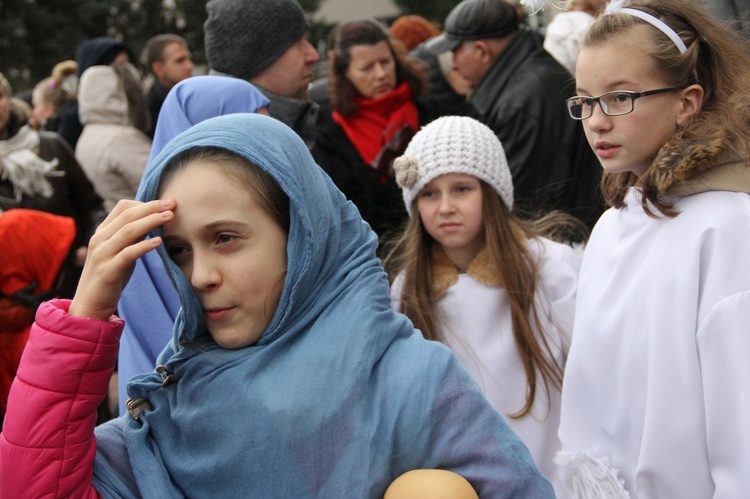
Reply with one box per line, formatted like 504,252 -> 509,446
393,116 -> 513,215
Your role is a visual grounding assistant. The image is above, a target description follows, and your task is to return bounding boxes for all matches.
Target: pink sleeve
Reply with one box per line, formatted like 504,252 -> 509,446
0,299 -> 124,499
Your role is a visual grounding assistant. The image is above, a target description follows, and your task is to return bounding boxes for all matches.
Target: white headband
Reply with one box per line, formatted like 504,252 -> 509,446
605,1 -> 699,83
520,0 -> 699,83
619,8 -> 688,53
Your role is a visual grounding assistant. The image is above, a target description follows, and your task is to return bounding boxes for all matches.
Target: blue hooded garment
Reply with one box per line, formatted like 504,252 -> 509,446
94,113 -> 553,497
117,76 -> 270,414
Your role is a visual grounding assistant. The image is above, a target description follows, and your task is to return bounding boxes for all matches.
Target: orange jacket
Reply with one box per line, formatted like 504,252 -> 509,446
0,209 -> 75,415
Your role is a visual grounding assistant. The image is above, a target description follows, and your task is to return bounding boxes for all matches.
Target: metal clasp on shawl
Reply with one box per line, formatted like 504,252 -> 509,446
156,364 -> 180,387
125,365 -> 180,422
125,397 -> 152,422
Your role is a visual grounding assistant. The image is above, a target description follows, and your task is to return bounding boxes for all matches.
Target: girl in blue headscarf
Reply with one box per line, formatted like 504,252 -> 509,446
116,76 -> 270,415
0,113 -> 553,498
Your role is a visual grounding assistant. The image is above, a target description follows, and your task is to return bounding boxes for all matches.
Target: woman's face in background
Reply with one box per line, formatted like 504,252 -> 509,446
344,40 -> 397,100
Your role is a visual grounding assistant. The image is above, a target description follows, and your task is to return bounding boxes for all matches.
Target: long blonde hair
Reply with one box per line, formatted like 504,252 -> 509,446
384,182 -> 586,418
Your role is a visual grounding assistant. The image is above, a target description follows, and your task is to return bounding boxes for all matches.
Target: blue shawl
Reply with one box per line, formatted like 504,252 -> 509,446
94,114 -> 553,497
117,76 -> 270,413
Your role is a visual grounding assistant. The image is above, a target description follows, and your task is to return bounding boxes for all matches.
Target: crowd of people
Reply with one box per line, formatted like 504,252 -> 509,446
1,0 -> 749,496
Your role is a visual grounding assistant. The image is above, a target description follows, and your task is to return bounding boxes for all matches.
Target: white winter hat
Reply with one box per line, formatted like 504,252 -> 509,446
543,11 -> 596,75
393,116 -> 513,215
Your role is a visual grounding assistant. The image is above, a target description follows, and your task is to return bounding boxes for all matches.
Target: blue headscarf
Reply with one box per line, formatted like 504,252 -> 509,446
94,114 -> 552,497
143,75 -> 271,176
117,76 -> 270,413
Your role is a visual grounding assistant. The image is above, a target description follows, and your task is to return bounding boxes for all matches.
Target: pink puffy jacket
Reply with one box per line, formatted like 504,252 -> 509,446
0,299 -> 123,498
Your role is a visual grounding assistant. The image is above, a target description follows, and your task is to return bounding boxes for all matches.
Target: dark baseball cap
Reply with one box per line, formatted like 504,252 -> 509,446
425,0 -> 521,54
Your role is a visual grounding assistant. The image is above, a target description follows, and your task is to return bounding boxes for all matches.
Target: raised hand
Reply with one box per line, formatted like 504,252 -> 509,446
68,199 -> 176,321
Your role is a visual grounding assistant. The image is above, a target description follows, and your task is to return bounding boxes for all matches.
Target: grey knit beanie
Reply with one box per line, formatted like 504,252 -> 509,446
394,116 -> 514,215
204,0 -> 309,81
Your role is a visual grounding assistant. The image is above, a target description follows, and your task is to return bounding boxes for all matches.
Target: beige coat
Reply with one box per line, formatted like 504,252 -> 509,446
76,65 -> 151,211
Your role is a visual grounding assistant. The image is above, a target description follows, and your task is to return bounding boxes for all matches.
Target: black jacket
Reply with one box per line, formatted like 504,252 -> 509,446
313,112 -> 408,243
145,81 -> 169,139
409,44 -> 477,124
471,28 -> 603,228
0,137 -> 104,249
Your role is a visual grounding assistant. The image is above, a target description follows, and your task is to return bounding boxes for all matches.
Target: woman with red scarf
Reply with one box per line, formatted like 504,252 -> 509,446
314,19 -> 428,243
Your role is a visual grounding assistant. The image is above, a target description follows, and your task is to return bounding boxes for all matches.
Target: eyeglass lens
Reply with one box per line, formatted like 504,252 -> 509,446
568,92 -> 634,119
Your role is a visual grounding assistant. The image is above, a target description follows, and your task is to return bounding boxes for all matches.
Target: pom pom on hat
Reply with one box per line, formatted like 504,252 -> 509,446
543,11 -> 596,74
394,116 -> 514,215
204,0 -> 309,81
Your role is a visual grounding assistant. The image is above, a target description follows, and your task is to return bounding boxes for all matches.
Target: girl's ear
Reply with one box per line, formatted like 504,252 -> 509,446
676,84 -> 704,126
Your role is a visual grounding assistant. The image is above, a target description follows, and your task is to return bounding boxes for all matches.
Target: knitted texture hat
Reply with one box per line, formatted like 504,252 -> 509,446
424,0 -> 520,54
394,116 -> 513,215
204,0 -> 309,81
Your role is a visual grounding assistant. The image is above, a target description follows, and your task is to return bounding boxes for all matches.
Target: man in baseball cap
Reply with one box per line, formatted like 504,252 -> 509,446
425,0 -> 521,54
427,0 -> 603,229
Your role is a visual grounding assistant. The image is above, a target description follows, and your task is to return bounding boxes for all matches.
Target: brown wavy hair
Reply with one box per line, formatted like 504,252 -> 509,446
384,182 -> 587,418
328,19 -> 427,117
585,0 -> 750,216
112,62 -> 151,134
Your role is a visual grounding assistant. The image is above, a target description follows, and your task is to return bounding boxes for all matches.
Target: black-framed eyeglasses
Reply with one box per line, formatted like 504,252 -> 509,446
566,87 -> 681,120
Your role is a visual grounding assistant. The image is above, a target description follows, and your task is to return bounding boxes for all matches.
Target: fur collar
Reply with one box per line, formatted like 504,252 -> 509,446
648,136 -> 750,195
431,246 -> 502,297
666,159 -> 750,197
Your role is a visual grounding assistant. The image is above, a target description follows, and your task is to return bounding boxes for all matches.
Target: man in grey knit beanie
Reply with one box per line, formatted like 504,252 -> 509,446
204,0 -> 320,148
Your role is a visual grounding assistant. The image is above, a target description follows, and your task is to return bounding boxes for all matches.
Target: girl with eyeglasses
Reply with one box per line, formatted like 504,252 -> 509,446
549,0 -> 750,497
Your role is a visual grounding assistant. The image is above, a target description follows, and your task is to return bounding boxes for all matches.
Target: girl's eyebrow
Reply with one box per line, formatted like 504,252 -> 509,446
577,79 -> 642,95
197,220 -> 249,235
162,234 -> 184,245
164,220 -> 250,241
201,219 -> 246,229
610,78 -> 637,87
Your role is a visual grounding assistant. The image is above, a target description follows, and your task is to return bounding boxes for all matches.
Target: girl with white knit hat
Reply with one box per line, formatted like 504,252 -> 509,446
386,115 -> 583,488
